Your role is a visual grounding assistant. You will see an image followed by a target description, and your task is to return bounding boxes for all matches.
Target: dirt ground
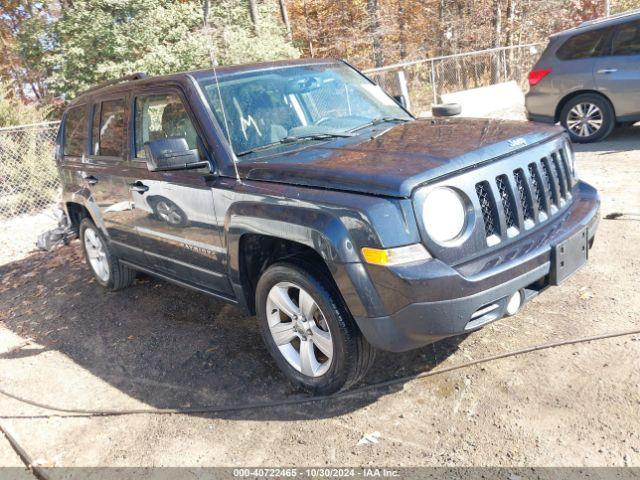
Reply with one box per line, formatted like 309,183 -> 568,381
0,125 -> 639,472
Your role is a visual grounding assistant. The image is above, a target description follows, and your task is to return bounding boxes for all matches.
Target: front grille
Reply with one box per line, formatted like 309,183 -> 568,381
475,147 -> 573,245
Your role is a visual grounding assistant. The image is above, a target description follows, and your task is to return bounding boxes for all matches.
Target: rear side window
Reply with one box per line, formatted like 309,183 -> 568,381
93,99 -> 125,157
556,28 -> 610,60
612,20 -> 640,56
63,106 -> 87,157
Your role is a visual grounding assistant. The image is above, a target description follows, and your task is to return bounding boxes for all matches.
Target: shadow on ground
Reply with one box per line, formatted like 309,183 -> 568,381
0,245 -> 464,421
573,123 -> 639,154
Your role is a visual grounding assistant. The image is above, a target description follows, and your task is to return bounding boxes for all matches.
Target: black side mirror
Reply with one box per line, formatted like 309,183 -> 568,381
393,95 -> 408,108
144,137 -> 208,172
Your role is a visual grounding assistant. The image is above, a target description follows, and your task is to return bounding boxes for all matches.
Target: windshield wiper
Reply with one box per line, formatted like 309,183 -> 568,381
236,132 -> 353,157
349,116 -> 411,133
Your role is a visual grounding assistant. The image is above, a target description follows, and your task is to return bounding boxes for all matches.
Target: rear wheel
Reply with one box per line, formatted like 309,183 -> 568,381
256,261 -> 375,395
560,93 -> 615,143
79,218 -> 136,290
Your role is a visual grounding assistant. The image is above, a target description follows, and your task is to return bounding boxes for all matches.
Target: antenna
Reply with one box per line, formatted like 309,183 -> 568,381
202,7 -> 241,183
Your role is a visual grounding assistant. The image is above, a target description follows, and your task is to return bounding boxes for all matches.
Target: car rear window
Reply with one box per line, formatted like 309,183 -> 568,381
556,28 -> 610,60
612,20 -> 640,56
93,99 -> 125,157
63,106 -> 87,157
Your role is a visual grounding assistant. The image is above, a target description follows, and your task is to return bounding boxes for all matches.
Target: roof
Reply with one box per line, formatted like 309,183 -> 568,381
551,9 -> 640,37
69,58 -> 338,106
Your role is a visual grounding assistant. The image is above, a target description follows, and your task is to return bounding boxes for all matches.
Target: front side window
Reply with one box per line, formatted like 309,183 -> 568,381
134,93 -> 198,158
197,63 -> 410,158
94,99 -> 125,157
612,20 -> 640,56
64,106 -> 87,157
557,28 -> 611,60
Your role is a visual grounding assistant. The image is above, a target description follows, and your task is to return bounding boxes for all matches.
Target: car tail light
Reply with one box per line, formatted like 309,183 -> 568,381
528,68 -> 552,87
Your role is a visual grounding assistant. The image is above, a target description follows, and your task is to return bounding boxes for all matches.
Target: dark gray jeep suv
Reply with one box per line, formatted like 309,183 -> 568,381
57,59 -> 600,394
526,10 -> 640,142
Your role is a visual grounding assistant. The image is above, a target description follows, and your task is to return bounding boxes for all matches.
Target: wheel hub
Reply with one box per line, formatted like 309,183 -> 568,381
265,282 -> 334,378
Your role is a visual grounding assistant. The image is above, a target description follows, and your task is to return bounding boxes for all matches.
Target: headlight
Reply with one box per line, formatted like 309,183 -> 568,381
422,187 -> 467,243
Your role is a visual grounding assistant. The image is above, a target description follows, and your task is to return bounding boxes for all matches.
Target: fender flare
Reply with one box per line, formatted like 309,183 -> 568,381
224,201 -> 379,317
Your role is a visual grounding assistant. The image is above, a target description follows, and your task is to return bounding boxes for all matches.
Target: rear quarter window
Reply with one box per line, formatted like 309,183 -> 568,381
93,99 -> 125,157
63,106 -> 87,157
556,28 -> 611,60
612,20 -> 640,56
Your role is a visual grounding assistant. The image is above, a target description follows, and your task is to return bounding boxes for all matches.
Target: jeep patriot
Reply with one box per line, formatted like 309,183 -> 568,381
56,59 -> 600,394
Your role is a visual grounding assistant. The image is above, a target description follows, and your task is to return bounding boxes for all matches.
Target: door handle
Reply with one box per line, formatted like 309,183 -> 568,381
129,181 -> 149,193
596,68 -> 618,74
82,174 -> 99,185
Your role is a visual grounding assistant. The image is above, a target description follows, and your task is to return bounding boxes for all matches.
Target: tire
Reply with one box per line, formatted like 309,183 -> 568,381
560,93 -> 615,143
256,260 -> 376,395
432,103 -> 462,117
79,218 -> 136,290
150,197 -> 188,227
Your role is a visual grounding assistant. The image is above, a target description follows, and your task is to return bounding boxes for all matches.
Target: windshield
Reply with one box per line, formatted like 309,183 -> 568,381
196,63 -> 411,158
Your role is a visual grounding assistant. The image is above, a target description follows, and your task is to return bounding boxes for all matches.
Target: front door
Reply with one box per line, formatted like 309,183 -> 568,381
127,90 -> 232,296
595,19 -> 640,118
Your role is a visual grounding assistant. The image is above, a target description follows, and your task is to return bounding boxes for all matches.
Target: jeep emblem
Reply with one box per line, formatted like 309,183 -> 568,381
508,137 -> 528,148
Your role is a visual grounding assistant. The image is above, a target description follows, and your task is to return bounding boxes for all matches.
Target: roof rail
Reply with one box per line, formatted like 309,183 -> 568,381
82,72 -> 148,95
579,8 -> 640,28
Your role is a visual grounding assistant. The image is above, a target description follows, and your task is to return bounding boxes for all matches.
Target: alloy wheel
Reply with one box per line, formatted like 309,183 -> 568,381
266,282 -> 334,378
84,227 -> 110,282
566,102 -> 603,138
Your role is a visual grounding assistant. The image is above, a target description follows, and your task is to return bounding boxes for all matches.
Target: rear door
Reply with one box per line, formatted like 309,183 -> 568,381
126,88 -> 232,295
85,95 -> 146,264
594,19 -> 640,118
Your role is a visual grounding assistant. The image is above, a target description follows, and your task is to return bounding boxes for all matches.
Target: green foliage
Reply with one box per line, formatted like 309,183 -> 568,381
206,0 -> 299,65
48,0 -> 299,100
0,82 -> 47,127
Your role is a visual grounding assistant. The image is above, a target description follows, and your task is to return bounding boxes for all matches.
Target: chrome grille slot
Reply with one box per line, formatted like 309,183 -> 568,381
528,163 -> 547,216
559,148 -> 573,192
540,158 -> 559,208
551,152 -> 568,199
496,174 -> 517,230
514,169 -> 534,223
475,181 -> 499,239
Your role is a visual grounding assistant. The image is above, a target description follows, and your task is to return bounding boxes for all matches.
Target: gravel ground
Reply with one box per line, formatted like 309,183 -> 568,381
0,125 -> 638,472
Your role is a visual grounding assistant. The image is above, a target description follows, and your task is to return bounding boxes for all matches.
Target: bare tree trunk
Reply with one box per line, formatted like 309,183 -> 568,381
491,0 -> 502,83
278,0 -> 292,40
302,0 -> 314,57
248,0 -> 259,31
505,0 -> 516,76
367,0 -> 384,68
398,2 -> 406,60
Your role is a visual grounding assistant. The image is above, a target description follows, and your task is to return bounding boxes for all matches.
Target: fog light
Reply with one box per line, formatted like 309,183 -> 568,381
506,291 -> 523,316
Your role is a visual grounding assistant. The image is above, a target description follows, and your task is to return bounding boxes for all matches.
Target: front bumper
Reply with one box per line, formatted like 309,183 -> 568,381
354,181 -> 600,352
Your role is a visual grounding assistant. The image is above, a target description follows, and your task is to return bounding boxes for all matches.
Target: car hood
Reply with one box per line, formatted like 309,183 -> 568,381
237,117 -> 564,198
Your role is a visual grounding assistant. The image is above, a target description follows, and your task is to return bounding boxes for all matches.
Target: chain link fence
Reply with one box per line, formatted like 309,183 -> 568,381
364,43 -> 544,114
0,121 -> 61,220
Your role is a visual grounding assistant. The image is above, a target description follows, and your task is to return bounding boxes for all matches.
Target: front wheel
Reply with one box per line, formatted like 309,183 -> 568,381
79,218 -> 136,290
560,93 -> 615,143
256,261 -> 375,395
